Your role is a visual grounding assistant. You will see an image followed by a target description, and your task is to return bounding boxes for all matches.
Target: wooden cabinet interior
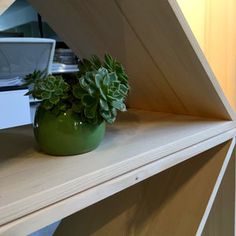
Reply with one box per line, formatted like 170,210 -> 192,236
0,0 -> 15,15
54,141 -> 234,236
201,149 -> 235,236
0,0 -> 236,235
0,111 -> 235,235
28,0 -> 234,120
1,110 -> 235,227
178,0 -> 236,111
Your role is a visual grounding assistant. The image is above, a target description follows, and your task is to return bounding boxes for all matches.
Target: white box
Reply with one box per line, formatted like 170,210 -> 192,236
0,89 -> 31,129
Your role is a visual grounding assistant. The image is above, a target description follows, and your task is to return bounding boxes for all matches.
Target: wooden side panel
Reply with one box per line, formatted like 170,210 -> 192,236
28,0 -> 234,120
117,0 -> 233,119
204,0 -> 236,112
201,150 -> 235,236
177,0 -> 206,49
29,0 -> 186,115
0,0 -> 15,15
178,0 -> 236,111
54,141 -> 232,236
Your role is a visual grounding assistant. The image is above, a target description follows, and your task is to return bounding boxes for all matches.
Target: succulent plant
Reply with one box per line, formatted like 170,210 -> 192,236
73,67 -> 129,123
26,73 -> 70,112
78,54 -> 129,88
24,54 -> 129,124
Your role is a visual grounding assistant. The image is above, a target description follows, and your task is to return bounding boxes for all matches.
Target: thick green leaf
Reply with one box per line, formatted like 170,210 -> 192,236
99,98 -> 109,111
108,73 -> 118,84
80,76 -> 89,90
73,84 -> 86,99
50,96 -> 60,105
111,107 -> 117,117
82,95 -> 96,107
111,100 -> 126,111
84,104 -> 97,119
95,74 -> 103,88
113,91 -> 124,99
119,84 -> 129,96
42,100 -> 53,110
23,53 -> 129,124
101,110 -> 116,124
72,102 -> 83,113
87,86 -> 97,96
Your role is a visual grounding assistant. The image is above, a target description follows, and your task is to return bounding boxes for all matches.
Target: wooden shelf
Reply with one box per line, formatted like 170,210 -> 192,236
28,0 -> 235,120
1,0 -> 236,234
54,140 -> 235,236
0,109 -> 236,234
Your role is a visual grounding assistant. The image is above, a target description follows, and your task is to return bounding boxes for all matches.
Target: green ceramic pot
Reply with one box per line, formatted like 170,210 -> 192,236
34,106 -> 106,156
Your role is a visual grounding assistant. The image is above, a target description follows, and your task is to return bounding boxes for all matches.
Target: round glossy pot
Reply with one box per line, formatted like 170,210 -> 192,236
34,107 -> 106,156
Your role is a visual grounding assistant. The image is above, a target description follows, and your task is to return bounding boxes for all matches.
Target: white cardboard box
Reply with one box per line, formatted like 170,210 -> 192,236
0,89 -> 31,129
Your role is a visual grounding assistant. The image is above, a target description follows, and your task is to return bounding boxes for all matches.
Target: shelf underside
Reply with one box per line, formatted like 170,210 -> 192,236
0,109 -> 236,231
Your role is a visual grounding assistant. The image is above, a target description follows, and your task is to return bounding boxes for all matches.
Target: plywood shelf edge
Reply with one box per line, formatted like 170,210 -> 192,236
0,128 -> 235,236
1,0 -> 236,234
1,110 -> 236,226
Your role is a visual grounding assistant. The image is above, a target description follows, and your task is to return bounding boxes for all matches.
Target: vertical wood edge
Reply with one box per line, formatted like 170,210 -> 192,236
196,137 -> 236,235
168,0 -> 235,121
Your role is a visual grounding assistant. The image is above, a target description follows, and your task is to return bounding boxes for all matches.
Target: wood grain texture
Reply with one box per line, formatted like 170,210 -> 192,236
1,1 -> 236,234
196,139 -> 235,235
28,0 -> 235,120
204,0 -> 236,112
0,110 -> 235,228
201,148 -> 235,236
54,141 -> 233,236
1,126 -> 236,236
177,0 -> 206,49
0,0 -> 15,15
178,0 -> 236,111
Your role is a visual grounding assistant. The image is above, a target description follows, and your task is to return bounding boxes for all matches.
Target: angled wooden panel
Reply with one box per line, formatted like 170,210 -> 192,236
54,141 -> 233,236
0,0 -> 15,15
27,0 -> 186,115
177,0 -> 207,49
178,0 -> 236,111
28,0 -> 234,120
116,0 -> 234,120
200,148 -> 235,236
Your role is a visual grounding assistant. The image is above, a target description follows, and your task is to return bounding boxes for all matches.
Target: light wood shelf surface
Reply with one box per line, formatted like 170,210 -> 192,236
0,109 -> 236,230
1,0 -> 236,234
54,140 -> 234,236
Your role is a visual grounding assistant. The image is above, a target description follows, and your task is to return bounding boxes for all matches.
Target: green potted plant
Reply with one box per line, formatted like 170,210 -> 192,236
25,54 -> 129,155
